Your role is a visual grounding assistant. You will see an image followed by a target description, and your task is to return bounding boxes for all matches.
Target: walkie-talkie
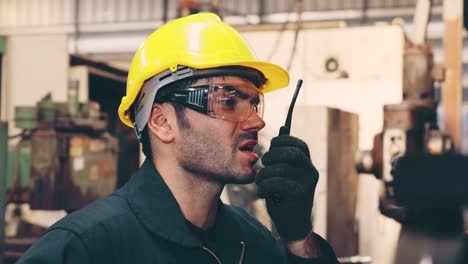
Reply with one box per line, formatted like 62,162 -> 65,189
278,79 -> 303,136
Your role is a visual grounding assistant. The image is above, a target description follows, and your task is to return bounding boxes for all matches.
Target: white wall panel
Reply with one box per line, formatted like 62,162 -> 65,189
80,0 -> 93,24
116,0 -> 127,23
95,0 -> 105,23
51,0 -> 61,25
139,0 -> 150,21
30,0 -> 41,25
63,0 -> 74,24
4,0 -> 15,26
128,0 -> 139,22
16,0 -> 26,26
40,0 -> 49,25
2,34 -> 69,133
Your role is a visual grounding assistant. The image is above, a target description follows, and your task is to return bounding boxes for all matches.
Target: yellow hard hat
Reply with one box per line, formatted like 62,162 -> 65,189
118,12 -> 289,128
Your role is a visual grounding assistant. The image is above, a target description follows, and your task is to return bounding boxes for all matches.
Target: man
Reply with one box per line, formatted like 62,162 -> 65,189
18,13 -> 338,263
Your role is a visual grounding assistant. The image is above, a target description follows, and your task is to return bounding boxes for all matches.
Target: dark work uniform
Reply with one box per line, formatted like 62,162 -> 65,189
17,159 -> 339,264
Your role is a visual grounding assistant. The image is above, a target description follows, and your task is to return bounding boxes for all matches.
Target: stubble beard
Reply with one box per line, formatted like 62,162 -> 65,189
177,126 -> 257,184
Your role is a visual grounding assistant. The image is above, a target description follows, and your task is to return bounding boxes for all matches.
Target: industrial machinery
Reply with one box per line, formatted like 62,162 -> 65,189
4,80 -> 118,261
357,40 -> 468,263
8,80 -> 117,211
355,40 -> 453,220
356,42 -> 468,264
355,1 -> 468,263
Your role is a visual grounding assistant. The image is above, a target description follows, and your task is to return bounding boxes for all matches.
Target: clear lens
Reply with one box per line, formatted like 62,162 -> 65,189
207,84 -> 263,122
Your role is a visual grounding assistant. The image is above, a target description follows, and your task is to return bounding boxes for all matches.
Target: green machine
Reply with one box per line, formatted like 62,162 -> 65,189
7,80 -> 118,211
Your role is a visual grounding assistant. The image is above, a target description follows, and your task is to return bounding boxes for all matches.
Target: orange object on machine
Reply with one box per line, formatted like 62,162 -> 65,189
178,0 -> 201,17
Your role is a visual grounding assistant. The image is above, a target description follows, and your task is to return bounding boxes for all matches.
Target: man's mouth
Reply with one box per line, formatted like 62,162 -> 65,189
238,140 -> 257,151
238,140 -> 259,160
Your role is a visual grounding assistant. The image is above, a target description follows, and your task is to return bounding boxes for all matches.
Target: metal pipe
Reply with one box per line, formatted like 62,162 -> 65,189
258,0 -> 266,24
361,0 -> 369,24
412,0 -> 431,45
442,0 -> 463,152
73,0 -> 80,53
162,0 -> 169,22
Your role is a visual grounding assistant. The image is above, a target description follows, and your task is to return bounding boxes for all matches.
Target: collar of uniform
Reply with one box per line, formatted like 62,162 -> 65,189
121,159 -> 249,251
122,158 -> 203,247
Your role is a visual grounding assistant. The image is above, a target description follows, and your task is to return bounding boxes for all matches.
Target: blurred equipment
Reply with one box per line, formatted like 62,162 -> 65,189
177,0 -> 222,18
356,0 -> 467,263
8,81 -> 117,211
4,81 -> 118,261
69,55 -> 139,188
177,0 -> 201,18
355,40 -> 452,221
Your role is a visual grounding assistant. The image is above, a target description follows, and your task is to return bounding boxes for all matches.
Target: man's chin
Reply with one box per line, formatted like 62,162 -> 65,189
226,176 -> 255,185
226,169 -> 256,184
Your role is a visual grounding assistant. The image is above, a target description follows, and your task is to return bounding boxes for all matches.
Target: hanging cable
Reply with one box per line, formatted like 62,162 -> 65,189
286,0 -> 303,71
265,1 -> 300,62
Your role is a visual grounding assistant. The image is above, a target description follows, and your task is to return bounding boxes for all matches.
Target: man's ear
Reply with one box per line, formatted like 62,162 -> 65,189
147,103 -> 175,143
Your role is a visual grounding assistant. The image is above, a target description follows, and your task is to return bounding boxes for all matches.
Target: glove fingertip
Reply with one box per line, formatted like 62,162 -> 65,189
270,136 -> 311,158
261,154 -> 273,166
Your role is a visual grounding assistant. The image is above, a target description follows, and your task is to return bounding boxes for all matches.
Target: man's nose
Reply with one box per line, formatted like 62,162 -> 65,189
239,110 -> 266,131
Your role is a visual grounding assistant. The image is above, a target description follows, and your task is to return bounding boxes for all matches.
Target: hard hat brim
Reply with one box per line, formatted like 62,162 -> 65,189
221,60 -> 290,93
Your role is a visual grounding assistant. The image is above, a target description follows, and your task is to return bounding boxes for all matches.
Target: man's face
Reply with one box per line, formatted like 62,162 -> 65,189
173,76 -> 266,184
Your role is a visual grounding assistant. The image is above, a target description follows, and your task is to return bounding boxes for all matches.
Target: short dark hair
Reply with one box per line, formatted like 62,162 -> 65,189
140,79 -> 194,158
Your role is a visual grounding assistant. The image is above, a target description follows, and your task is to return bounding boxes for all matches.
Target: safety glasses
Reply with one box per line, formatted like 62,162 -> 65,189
158,84 -> 264,123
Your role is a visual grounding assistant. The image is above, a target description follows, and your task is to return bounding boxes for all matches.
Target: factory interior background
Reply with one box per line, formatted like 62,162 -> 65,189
0,0 -> 467,263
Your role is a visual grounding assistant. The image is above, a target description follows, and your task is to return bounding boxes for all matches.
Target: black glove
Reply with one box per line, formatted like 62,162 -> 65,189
256,135 -> 319,242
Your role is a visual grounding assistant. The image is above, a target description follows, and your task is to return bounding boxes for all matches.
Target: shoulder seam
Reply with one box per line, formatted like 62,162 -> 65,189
43,227 -> 92,262
50,194 -> 131,237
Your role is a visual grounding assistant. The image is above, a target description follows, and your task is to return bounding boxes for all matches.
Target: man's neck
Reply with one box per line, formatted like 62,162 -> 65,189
153,157 -> 224,230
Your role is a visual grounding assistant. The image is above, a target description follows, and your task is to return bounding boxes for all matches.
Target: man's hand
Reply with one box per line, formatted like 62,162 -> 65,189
256,135 -> 319,242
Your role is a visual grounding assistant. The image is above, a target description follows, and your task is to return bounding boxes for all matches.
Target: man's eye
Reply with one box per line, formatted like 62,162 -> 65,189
220,98 -> 236,106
